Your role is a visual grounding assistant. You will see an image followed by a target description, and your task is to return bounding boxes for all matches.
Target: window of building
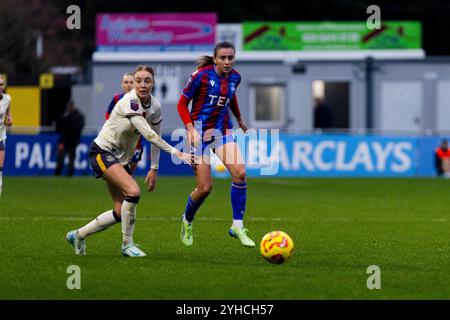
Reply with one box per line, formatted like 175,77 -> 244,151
249,83 -> 286,128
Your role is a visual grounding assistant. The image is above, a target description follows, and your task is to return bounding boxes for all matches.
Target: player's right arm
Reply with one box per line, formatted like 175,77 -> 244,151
178,70 -> 203,147
177,95 -> 200,147
4,97 -> 12,126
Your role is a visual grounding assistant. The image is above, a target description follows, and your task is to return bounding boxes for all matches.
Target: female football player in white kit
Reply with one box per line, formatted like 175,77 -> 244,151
66,65 -> 193,257
0,75 -> 12,197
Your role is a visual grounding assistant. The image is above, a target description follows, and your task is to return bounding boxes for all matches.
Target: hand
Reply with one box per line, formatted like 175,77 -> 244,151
237,117 -> 248,133
144,169 -> 158,192
176,151 -> 199,167
4,116 -> 12,127
186,124 -> 201,147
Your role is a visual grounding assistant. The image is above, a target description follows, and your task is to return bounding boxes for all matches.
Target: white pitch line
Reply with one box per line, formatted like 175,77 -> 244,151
0,216 -> 447,222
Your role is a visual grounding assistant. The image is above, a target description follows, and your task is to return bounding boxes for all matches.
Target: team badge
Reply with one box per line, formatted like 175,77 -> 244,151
130,100 -> 139,111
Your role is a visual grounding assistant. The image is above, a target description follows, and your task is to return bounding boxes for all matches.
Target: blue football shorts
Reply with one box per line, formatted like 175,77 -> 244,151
192,133 -> 236,158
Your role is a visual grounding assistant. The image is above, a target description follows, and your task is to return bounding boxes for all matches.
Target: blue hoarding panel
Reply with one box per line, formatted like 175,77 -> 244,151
2,133 -> 443,177
3,134 -> 193,177
239,133 -> 419,177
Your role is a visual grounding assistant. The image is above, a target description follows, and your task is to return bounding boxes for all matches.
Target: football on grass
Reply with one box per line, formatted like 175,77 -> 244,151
260,231 -> 294,264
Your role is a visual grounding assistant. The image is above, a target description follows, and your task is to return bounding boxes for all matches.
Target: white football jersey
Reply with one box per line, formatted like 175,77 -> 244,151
0,93 -> 12,141
94,89 -> 162,165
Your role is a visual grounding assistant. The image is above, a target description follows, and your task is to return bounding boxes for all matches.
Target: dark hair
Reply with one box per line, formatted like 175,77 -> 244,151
134,65 -> 155,78
197,41 -> 236,69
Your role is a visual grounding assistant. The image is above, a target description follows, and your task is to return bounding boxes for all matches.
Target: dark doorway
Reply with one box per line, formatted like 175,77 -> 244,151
312,81 -> 350,130
41,87 -> 71,129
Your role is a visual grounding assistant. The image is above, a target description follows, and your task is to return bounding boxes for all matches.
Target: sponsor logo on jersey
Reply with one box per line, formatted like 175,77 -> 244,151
130,100 -> 139,111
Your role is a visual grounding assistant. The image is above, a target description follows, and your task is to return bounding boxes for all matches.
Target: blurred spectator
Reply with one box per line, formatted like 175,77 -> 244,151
435,139 -> 450,178
54,101 -> 85,176
313,97 -> 333,129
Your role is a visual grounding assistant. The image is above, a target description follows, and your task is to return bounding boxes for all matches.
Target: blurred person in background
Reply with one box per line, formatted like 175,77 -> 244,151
0,75 -> 12,197
105,72 -> 134,119
54,100 -> 85,176
313,97 -> 333,130
105,72 -> 144,173
435,139 -> 450,178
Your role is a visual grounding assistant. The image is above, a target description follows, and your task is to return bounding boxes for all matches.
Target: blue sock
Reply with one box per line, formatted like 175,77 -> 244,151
184,195 -> 204,223
231,182 -> 247,220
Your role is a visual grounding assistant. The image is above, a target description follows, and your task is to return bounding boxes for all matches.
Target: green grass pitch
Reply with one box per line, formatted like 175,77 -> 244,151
1,176 -> 449,299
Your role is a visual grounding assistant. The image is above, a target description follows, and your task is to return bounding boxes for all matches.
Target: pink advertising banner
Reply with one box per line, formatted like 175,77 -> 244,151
96,13 -> 217,51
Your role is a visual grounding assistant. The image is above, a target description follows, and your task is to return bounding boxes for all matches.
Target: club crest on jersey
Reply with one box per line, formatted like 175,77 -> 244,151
130,100 -> 139,111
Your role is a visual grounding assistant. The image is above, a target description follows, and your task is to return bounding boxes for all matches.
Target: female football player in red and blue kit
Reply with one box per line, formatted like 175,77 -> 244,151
105,72 -> 134,120
177,41 -> 255,248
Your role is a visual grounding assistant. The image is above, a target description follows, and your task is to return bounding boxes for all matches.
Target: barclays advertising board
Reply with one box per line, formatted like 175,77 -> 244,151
2,133 -> 441,177
237,133 -> 419,177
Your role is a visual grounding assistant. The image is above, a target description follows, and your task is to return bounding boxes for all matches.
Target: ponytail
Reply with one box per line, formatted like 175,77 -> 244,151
197,55 -> 214,69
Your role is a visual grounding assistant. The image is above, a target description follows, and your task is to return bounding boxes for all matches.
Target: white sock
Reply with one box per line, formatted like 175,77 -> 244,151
183,215 -> 191,225
122,200 -> 138,246
0,171 -> 3,197
78,210 -> 118,240
232,219 -> 243,228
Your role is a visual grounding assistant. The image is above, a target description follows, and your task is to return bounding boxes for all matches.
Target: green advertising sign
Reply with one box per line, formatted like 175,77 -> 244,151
243,21 -> 421,50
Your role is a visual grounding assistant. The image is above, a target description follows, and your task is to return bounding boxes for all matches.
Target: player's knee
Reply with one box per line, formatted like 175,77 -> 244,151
198,183 -> 213,197
125,185 -> 141,199
232,167 -> 246,182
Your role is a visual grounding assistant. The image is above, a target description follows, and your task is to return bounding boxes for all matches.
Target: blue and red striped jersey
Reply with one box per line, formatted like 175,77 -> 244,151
105,92 -> 125,120
182,65 -> 241,137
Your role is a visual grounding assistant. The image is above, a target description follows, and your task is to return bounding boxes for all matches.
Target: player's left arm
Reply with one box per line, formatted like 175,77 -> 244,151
230,93 -> 247,133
